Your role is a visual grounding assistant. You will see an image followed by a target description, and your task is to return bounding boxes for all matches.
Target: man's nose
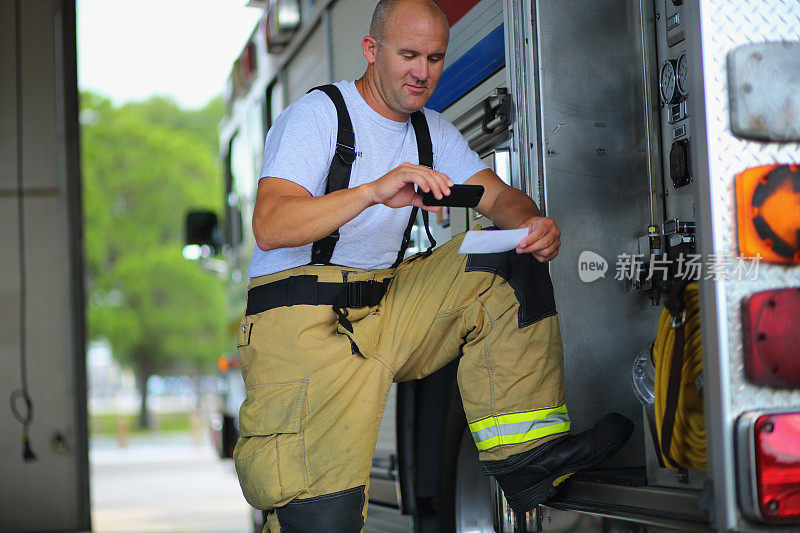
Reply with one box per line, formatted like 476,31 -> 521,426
411,58 -> 429,82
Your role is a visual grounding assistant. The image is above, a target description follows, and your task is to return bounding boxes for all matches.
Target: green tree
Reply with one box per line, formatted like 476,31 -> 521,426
81,92 -> 228,428
125,95 -> 224,154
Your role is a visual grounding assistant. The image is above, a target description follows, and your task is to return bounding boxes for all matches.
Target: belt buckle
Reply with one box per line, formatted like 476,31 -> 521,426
347,282 -> 363,308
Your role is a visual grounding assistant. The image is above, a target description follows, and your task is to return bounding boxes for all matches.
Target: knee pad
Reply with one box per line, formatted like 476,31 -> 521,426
275,485 -> 365,532
465,245 -> 557,328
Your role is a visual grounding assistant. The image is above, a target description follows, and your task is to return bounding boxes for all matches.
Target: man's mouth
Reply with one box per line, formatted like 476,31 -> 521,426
406,84 -> 426,94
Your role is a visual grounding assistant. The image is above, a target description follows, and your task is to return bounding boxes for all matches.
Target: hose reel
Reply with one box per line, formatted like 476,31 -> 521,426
633,281 -> 707,472
653,281 -> 707,472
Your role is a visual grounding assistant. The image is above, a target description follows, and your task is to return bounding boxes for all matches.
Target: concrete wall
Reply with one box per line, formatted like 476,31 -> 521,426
0,1 -> 89,531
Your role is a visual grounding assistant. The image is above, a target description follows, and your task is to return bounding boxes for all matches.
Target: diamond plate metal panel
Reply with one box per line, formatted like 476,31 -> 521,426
692,1 -> 800,530
696,1 -> 800,411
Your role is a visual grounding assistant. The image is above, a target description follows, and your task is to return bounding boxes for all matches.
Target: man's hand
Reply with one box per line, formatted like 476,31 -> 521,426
363,162 -> 453,211
516,217 -> 561,262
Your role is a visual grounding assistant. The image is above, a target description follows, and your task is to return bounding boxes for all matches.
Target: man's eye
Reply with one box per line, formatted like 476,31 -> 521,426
403,54 -> 414,60
429,57 -> 442,63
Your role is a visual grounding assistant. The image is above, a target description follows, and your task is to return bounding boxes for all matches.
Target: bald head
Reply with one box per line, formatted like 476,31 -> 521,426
356,0 -> 449,120
369,0 -> 449,44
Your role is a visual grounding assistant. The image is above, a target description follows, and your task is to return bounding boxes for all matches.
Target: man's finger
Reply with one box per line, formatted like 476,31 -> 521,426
517,236 -> 560,255
427,169 -> 452,196
518,220 -> 547,246
405,164 -> 454,189
417,166 -> 454,191
413,164 -> 453,185
432,169 -> 454,188
529,235 -> 558,252
405,164 -> 453,197
411,194 -> 441,212
414,171 -> 448,200
518,229 -> 547,249
534,243 -> 560,261
408,174 -> 432,194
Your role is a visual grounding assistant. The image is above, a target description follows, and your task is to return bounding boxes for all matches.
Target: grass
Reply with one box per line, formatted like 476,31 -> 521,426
90,412 -> 195,435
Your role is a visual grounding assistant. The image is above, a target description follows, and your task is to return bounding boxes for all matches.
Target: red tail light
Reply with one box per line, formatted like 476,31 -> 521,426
742,288 -> 800,388
754,413 -> 800,521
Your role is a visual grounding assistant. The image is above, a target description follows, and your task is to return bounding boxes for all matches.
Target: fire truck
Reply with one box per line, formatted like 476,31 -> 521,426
185,0 -> 800,531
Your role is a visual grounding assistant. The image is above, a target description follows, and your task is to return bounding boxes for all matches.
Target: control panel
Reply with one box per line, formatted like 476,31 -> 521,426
655,0 -> 695,223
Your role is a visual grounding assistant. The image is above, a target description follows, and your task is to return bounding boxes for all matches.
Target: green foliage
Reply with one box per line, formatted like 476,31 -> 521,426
81,92 -> 229,379
124,95 -> 225,154
89,412 -> 193,435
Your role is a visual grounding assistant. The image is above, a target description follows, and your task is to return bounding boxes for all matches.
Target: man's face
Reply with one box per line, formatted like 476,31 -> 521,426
372,4 -> 449,116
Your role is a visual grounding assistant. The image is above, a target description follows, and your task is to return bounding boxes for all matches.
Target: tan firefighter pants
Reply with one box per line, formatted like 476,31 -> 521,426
234,231 -> 568,531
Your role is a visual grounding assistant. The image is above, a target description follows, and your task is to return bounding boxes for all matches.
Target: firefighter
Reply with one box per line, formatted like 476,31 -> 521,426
235,0 -> 633,530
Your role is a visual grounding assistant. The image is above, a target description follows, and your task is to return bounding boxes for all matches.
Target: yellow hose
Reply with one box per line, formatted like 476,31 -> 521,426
652,282 -> 707,471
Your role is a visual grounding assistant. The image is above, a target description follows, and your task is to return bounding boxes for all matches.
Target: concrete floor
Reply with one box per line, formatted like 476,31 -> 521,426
89,430 -> 414,533
90,432 -> 251,533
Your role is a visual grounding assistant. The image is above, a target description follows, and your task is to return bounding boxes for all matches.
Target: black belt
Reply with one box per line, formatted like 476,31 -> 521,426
245,275 -> 391,317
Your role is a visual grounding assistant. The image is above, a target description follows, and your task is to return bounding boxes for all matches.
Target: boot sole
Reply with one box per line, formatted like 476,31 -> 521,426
504,418 -> 633,513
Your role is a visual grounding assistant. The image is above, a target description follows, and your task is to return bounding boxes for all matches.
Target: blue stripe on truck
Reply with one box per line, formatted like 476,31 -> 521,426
426,24 -> 505,112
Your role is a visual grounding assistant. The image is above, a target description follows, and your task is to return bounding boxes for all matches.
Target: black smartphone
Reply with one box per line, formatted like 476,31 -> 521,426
422,184 -> 484,208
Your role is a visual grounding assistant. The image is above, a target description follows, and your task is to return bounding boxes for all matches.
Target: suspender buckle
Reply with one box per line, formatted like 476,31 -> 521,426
311,232 -> 340,264
336,142 -> 357,165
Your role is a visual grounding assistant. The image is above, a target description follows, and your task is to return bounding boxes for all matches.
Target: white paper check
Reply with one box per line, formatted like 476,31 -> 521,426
457,228 -> 529,254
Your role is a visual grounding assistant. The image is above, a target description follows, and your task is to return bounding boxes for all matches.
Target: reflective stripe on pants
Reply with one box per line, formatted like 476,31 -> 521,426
469,404 -> 570,451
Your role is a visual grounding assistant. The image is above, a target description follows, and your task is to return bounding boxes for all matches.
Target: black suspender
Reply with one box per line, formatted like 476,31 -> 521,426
308,84 -> 436,267
392,111 -> 436,268
308,85 -> 357,265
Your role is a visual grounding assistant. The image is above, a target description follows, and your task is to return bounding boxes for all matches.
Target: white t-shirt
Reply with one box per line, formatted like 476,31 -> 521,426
247,80 -> 489,278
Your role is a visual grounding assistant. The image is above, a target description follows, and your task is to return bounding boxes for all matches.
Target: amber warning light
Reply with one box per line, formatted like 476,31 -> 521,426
736,164 -> 800,264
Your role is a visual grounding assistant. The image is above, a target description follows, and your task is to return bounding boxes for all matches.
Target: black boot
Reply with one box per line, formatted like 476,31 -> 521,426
481,413 -> 634,513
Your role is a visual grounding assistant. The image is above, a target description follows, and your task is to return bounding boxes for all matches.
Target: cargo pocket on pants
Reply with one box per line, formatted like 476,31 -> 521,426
233,379 -> 309,510
236,317 -> 254,375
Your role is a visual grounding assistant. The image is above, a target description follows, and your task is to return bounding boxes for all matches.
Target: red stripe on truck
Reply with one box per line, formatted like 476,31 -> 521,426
438,0 -> 482,27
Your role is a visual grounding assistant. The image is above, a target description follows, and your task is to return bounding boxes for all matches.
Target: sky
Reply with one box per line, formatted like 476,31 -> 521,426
77,0 -> 263,109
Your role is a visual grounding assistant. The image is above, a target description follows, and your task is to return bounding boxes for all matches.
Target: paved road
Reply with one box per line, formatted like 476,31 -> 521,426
90,431 -> 412,533
90,432 -> 252,533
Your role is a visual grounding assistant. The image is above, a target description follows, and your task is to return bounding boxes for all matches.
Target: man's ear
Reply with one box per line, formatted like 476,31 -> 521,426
362,35 -> 379,64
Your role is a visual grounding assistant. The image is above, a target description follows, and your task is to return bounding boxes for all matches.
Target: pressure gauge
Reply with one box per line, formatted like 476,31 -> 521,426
660,59 -> 679,104
676,51 -> 689,96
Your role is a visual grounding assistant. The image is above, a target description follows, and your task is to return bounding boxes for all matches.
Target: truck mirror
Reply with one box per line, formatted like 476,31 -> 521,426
184,211 -> 222,256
